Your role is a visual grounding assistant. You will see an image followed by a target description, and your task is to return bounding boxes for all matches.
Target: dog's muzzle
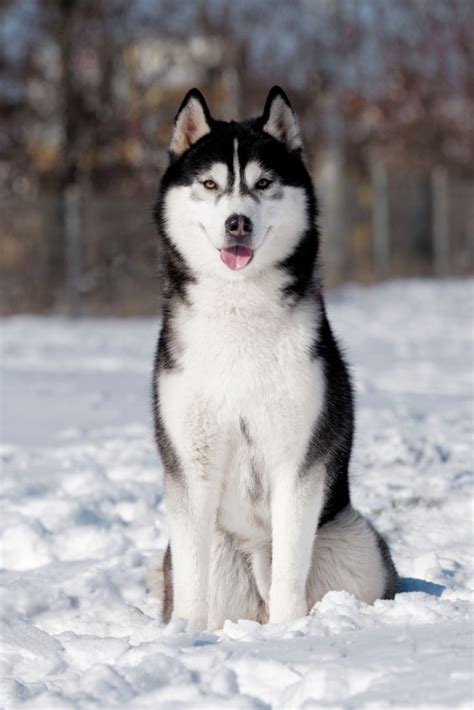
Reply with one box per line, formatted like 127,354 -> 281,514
221,213 -> 254,270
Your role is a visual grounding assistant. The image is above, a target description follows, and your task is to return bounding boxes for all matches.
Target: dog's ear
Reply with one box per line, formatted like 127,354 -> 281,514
170,89 -> 213,159
261,86 -> 302,152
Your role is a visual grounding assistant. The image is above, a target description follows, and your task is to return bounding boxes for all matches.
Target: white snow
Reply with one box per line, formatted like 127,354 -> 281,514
1,279 -> 473,709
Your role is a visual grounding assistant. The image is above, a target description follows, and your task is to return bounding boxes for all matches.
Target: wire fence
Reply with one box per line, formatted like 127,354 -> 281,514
1,168 -> 472,316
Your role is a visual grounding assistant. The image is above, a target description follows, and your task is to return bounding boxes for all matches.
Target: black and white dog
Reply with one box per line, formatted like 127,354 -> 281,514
151,87 -> 398,631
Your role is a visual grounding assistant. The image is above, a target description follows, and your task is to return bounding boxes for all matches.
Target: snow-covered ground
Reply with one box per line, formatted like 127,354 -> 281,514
1,279 -> 473,709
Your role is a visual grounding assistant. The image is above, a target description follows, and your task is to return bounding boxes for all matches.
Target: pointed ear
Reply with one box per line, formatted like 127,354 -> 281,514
169,89 -> 213,159
261,86 -> 302,152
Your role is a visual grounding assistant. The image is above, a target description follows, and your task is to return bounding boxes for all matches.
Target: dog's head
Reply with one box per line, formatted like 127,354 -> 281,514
157,87 -> 316,281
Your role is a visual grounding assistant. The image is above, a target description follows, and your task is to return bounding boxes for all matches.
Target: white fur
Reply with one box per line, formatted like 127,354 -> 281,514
170,96 -> 211,157
157,142 -> 389,631
308,506 -> 388,604
232,139 -> 240,195
208,530 -> 265,630
164,143 -> 308,281
244,160 -> 265,187
202,162 -> 228,189
159,270 -> 325,629
269,466 -> 325,622
263,94 -> 302,151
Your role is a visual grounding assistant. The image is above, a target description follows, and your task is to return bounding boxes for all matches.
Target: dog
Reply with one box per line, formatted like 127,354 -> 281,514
151,86 -> 398,631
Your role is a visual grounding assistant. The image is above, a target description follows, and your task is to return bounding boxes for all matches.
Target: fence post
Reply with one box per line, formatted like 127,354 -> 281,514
317,99 -> 347,285
319,154 -> 346,283
431,167 -> 449,276
371,162 -> 390,278
64,183 -> 81,317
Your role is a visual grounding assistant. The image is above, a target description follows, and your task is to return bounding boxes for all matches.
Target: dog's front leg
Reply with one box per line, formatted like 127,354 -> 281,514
269,467 -> 325,624
166,474 -> 218,631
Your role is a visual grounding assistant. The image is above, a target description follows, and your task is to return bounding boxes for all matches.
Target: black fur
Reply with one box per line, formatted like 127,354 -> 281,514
303,302 -> 354,527
278,227 -> 319,303
162,543 -> 173,623
152,358 -> 182,481
239,417 -> 252,446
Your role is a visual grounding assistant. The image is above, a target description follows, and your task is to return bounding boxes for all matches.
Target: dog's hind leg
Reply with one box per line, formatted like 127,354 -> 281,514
307,506 -> 399,607
148,543 -> 174,624
148,534 -> 265,629
208,529 -> 267,631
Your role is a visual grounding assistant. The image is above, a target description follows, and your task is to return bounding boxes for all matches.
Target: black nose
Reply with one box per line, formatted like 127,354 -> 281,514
225,213 -> 253,237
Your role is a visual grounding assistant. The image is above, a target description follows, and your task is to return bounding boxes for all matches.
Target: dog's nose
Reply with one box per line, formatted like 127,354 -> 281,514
225,213 -> 253,237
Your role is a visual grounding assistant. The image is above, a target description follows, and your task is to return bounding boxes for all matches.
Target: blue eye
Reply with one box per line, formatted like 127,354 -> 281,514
256,178 -> 272,190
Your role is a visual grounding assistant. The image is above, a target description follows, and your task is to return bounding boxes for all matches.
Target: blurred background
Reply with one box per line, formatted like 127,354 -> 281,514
0,0 -> 473,316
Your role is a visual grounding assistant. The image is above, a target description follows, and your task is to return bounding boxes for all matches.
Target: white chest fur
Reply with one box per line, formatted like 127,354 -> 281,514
158,272 -> 324,539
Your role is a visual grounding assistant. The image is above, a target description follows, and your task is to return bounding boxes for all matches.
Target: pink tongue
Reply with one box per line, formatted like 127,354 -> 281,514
220,245 -> 253,271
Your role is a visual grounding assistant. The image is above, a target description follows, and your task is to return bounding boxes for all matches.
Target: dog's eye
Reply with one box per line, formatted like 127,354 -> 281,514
256,178 -> 272,190
203,179 -> 218,190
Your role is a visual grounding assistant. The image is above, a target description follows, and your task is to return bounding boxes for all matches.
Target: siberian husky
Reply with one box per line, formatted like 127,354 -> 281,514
151,87 -> 398,631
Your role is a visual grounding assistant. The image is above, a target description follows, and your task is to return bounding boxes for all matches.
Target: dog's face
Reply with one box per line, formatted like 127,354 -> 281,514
158,87 -> 315,280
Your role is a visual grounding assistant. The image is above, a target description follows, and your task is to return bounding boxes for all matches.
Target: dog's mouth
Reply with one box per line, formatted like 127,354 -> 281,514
220,245 -> 254,271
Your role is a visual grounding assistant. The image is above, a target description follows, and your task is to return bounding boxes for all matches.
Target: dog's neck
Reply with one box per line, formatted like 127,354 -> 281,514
178,266 -> 318,324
